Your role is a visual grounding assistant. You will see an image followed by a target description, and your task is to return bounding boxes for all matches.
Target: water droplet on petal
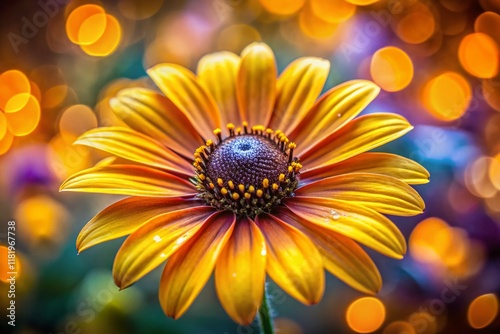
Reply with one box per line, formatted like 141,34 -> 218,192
153,235 -> 162,243
176,233 -> 189,245
261,249 -> 267,256
330,210 -> 341,220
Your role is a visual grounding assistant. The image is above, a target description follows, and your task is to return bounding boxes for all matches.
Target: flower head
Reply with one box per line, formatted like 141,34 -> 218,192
61,42 -> 428,325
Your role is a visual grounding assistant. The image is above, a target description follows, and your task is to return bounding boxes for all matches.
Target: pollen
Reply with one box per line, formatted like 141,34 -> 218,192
194,122 -> 301,218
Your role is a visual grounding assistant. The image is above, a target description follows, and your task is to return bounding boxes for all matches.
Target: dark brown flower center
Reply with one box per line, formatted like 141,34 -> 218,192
193,123 -> 301,218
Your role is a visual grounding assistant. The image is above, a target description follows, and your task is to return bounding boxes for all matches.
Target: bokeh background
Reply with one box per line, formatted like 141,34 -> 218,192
1,0 -> 500,333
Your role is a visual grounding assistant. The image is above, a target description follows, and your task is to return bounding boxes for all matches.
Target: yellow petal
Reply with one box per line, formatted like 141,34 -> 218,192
159,211 -> 235,319
147,64 -> 221,140
296,173 -> 425,216
197,51 -> 241,133
301,152 -> 430,185
274,207 -> 382,294
268,57 -> 330,134
60,164 -> 195,197
291,80 -> 380,155
77,197 -> 201,252
237,43 -> 277,126
75,127 -> 192,176
284,197 -> 406,259
215,217 -> 266,325
110,87 -> 203,158
300,113 -> 413,170
255,213 -> 324,305
113,206 -> 216,289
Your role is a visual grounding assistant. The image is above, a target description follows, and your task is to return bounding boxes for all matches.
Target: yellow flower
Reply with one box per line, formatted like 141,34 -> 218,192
61,42 -> 428,325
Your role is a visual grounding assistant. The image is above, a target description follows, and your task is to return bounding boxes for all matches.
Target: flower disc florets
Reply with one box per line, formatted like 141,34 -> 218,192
194,123 -> 301,218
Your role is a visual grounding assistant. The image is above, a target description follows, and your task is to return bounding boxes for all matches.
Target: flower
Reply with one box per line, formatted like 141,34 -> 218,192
61,42 -> 428,325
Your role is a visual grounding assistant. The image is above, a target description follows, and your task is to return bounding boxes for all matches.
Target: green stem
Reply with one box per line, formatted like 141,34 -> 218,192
257,287 -> 275,334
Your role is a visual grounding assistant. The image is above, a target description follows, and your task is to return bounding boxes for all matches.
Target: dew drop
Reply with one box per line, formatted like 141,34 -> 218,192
176,233 -> 189,245
153,235 -> 162,243
330,210 -> 341,220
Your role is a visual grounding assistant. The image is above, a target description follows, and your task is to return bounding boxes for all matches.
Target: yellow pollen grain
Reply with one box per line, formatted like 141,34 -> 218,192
232,193 -> 240,200
206,140 -> 213,146
244,192 -> 251,199
221,187 -> 228,195
272,183 -> 279,190
227,123 -> 235,130
217,178 -> 224,187
248,185 -> 255,193
213,128 -> 222,135
288,166 -> 293,173
228,180 -> 235,189
238,184 -> 245,192
288,142 -> 297,149
263,178 -> 269,188
199,174 -> 206,180
279,174 -> 285,182
256,189 -> 263,197
209,182 -> 215,189
236,127 -> 242,134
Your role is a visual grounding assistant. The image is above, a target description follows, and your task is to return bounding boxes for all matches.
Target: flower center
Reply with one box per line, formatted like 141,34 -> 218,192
193,123 -> 301,218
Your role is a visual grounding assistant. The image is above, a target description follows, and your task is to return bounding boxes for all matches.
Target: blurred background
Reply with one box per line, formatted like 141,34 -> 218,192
1,0 -> 500,333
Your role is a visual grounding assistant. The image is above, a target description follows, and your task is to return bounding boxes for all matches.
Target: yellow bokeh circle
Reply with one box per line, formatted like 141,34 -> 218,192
422,72 -> 471,121
370,46 -> 414,92
346,297 -> 386,333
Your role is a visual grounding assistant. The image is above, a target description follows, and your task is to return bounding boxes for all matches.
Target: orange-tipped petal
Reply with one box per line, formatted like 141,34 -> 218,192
197,51 -> 241,132
159,211 -> 236,319
274,207 -> 382,294
268,57 -> 330,135
113,206 -> 216,289
237,43 -> 277,126
284,197 -> 406,259
296,173 -> 425,216
215,217 -> 266,325
301,152 -> 430,185
299,113 -> 413,170
255,213 -> 324,305
290,80 -> 380,155
147,64 -> 221,140
77,197 -> 201,252
60,164 -> 195,197
74,127 -> 192,176
110,87 -> 203,158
